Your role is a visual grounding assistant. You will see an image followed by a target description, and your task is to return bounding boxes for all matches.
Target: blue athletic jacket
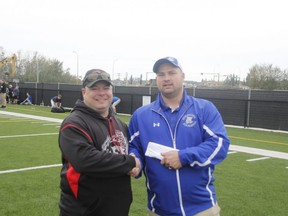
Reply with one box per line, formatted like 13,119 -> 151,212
128,90 -> 230,216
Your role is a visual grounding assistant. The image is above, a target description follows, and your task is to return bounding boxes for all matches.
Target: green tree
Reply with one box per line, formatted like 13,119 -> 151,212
279,69 -> 288,89
246,64 -> 287,90
223,74 -> 240,87
0,47 -> 14,80
2,50 -> 79,84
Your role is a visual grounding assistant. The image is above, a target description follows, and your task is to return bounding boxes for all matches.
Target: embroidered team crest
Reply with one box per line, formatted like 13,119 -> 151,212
182,114 -> 196,127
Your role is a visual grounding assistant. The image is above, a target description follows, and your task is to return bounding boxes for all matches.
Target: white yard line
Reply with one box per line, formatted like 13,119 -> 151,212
0,164 -> 62,174
0,133 -> 59,139
246,157 -> 270,162
0,110 -> 63,123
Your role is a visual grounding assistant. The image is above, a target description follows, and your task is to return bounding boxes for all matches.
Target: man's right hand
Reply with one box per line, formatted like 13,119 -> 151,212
129,153 -> 141,177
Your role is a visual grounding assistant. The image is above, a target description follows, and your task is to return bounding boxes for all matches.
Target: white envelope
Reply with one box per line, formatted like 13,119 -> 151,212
145,142 -> 178,160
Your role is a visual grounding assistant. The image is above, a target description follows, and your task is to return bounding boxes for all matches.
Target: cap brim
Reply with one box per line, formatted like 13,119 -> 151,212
153,59 -> 179,73
85,80 -> 112,88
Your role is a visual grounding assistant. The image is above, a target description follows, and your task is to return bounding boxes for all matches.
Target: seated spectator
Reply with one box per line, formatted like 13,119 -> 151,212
51,94 -> 62,108
20,92 -> 33,105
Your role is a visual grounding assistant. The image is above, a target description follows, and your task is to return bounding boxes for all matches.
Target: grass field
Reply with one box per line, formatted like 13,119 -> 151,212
0,104 -> 287,216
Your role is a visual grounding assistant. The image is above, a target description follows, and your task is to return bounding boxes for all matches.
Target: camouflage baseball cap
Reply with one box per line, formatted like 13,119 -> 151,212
82,69 -> 112,87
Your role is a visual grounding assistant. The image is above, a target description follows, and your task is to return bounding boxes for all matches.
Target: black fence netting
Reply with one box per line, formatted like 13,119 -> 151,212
16,83 -> 288,131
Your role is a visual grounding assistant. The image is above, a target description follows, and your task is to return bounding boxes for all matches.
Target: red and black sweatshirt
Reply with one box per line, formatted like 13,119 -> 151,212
58,100 -> 135,216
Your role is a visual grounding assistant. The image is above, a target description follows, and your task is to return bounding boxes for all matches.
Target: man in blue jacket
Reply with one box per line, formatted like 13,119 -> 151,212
128,57 -> 230,216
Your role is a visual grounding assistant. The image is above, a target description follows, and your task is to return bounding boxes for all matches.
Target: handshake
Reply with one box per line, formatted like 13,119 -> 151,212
128,153 -> 141,177
127,142 -> 182,176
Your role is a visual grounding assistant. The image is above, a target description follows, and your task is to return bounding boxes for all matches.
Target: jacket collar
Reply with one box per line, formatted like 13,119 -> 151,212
152,89 -> 193,112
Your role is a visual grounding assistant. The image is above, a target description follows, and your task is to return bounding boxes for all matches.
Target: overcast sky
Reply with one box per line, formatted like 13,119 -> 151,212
1,0 -> 288,82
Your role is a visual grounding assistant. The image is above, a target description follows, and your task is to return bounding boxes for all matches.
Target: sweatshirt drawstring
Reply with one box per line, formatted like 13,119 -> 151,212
107,117 -> 123,154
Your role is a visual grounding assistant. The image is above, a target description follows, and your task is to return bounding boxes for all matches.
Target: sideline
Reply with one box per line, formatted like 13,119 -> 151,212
229,145 -> 288,160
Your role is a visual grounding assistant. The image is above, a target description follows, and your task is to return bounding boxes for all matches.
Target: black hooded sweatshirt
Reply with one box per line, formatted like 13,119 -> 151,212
59,100 -> 135,216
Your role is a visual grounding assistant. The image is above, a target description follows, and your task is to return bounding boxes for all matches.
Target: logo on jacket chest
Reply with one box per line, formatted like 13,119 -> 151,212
101,130 -> 128,154
182,114 -> 196,127
153,122 -> 160,127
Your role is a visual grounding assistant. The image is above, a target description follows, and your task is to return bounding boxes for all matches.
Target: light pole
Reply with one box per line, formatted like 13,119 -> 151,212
36,58 -> 39,83
146,72 -> 154,84
73,51 -> 79,83
112,59 -> 118,81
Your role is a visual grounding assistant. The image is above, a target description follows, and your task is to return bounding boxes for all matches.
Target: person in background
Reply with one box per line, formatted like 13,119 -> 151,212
12,85 -> 20,104
0,79 -> 7,108
128,57 -> 230,216
58,69 -> 140,216
112,96 -> 121,114
51,94 -> 62,108
20,92 -> 32,105
7,84 -> 14,104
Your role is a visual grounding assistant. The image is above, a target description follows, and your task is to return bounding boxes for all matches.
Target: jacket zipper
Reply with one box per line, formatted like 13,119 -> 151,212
152,108 -> 187,216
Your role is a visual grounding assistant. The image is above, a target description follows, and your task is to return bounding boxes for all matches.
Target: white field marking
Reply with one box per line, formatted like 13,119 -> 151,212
228,151 -> 237,154
31,121 -> 50,124
229,145 -> 288,160
0,133 -> 59,139
246,157 -> 270,162
0,110 -> 63,123
0,164 -> 62,175
225,124 -> 288,134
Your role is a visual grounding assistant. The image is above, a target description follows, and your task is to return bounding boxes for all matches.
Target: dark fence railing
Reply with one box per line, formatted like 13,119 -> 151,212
17,82 -> 288,131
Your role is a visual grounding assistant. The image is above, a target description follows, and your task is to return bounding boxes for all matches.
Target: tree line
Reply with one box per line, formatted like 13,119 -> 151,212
0,47 -> 79,84
1,47 -> 288,90
222,64 -> 288,90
